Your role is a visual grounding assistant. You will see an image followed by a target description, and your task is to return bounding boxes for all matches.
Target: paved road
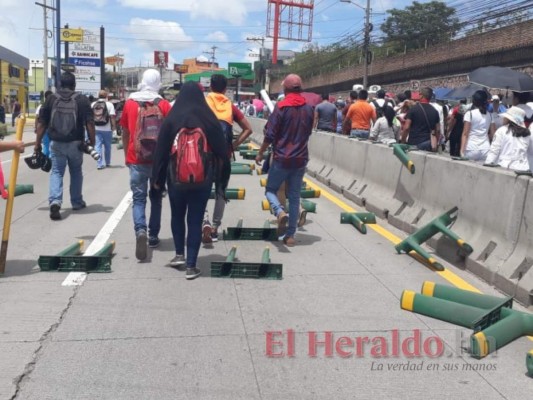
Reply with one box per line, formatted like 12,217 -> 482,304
0,121 -> 532,399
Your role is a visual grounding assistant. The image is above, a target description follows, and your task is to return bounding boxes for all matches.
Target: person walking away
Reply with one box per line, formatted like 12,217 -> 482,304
152,81 -> 230,280
92,90 -> 117,169
202,73 -> 252,243
346,90 -> 376,139
120,69 -> 172,260
460,90 -> 495,161
335,101 -> 345,133
313,93 -> 337,133
370,89 -> 393,119
34,71 -> 96,220
369,106 -> 399,144
11,99 -> 21,127
255,74 -> 313,247
486,107 -> 531,171
400,87 -> 440,151
446,100 -> 467,157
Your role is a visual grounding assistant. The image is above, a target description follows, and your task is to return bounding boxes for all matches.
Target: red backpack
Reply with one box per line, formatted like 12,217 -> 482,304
170,127 -> 213,187
134,99 -> 163,162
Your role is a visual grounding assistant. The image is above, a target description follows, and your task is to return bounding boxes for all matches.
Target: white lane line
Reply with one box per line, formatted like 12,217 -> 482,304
61,191 -> 133,286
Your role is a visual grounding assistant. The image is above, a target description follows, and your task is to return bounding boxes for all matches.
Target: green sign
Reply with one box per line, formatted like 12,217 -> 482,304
228,62 -> 252,77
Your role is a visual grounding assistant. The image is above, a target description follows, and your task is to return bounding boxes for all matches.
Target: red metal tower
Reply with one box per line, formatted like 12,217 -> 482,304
266,0 -> 314,65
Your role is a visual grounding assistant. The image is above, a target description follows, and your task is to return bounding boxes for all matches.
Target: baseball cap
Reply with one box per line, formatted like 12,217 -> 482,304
491,95 -> 500,101
282,74 -> 303,91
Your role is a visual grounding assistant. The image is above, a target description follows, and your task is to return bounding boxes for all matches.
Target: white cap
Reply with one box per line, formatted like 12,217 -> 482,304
491,95 -> 500,101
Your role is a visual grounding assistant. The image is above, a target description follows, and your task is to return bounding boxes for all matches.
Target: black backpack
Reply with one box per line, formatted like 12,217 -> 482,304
93,100 -> 110,126
48,92 -> 80,141
220,120 -> 235,159
372,99 -> 390,118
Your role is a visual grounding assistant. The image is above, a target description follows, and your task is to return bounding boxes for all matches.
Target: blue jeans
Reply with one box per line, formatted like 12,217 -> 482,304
350,129 -> 369,139
95,130 -> 112,168
167,184 -> 211,267
49,140 -> 84,208
265,160 -> 306,238
416,139 -> 432,152
129,164 -> 162,238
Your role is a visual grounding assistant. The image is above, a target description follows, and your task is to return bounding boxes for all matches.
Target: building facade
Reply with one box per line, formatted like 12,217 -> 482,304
0,46 -> 29,113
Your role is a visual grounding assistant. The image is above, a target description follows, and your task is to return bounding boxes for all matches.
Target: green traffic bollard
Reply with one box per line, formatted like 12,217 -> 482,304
527,350 -> 533,376
232,162 -> 255,170
471,308 -> 533,358
237,143 -> 254,151
261,247 -> 271,264
210,188 -> 245,200
395,207 -> 473,271
38,240 -> 85,271
93,241 -> 115,257
300,189 -> 321,199
392,143 -> 416,174
226,246 -> 238,262
4,184 -> 34,197
340,212 -> 376,234
301,199 -> 316,213
231,164 -> 253,175
401,290 -> 489,329
421,281 -> 505,309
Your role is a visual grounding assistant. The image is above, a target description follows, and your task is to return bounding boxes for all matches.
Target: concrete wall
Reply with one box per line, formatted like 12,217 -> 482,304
248,117 -> 533,308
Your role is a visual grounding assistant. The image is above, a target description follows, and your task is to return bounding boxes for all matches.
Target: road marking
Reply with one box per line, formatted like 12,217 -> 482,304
61,191 -> 132,286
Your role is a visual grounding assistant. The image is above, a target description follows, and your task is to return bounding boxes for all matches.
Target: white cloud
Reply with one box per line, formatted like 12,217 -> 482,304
205,31 -> 228,42
126,18 -> 194,52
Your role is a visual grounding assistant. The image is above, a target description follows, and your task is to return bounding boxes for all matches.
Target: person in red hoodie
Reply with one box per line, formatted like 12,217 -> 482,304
255,74 -> 314,247
201,74 -> 252,243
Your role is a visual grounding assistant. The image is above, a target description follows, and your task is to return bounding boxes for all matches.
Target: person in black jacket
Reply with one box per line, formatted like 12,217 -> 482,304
151,81 -> 230,280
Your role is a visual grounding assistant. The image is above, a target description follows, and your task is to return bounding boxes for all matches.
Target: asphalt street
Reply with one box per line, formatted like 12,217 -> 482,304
0,119 -> 532,399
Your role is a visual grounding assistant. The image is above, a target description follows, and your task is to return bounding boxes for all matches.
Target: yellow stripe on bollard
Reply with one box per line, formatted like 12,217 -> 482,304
262,199 -> 270,210
400,290 -> 416,311
407,160 -> 414,173
237,189 -> 246,200
473,332 -> 489,358
421,281 -> 436,297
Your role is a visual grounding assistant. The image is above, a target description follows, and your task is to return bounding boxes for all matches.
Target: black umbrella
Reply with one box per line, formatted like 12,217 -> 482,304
468,66 -> 533,93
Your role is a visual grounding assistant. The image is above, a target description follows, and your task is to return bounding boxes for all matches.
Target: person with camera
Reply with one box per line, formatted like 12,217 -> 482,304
92,90 -> 117,169
35,71 -> 96,220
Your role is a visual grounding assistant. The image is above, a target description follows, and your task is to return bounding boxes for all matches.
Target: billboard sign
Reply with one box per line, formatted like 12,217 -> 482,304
68,27 -> 101,97
61,28 -> 84,42
228,62 -> 252,77
154,51 -> 168,68
173,64 -> 189,73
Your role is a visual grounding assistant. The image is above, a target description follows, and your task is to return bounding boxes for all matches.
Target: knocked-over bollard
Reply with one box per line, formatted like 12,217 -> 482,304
402,281 -> 533,362
231,164 -> 253,175
211,246 -> 283,279
210,188 -> 245,200
3,184 -> 34,197
391,143 -> 416,174
340,212 -> 376,234
39,241 -> 85,271
395,207 -> 473,271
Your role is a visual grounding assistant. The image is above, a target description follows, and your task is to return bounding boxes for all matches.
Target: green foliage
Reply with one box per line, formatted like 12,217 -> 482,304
381,1 -> 460,52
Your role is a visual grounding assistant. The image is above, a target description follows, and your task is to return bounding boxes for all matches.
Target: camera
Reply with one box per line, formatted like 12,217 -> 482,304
79,142 -> 101,161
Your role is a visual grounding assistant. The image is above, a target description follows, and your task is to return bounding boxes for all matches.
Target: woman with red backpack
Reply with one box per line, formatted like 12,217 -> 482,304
151,82 -> 230,280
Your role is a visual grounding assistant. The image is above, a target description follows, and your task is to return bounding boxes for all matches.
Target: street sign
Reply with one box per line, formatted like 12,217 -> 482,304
61,28 -> 84,42
154,51 -> 168,68
69,57 -> 101,67
228,62 -> 252,77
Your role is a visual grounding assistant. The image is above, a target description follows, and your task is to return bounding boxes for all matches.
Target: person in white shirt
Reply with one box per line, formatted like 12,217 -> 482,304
91,90 -> 117,169
486,107 -> 531,171
460,90 -> 495,161
369,105 -> 399,144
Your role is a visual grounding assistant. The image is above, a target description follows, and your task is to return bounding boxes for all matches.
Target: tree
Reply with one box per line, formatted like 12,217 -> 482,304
381,1 -> 460,52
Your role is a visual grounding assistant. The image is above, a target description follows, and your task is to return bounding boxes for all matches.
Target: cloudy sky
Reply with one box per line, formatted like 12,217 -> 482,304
1,0 -> 407,70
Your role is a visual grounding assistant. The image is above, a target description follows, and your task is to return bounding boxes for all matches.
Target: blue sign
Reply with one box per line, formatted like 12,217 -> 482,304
68,57 -> 101,67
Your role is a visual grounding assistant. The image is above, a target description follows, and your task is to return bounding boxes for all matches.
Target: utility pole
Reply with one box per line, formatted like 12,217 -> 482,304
203,46 -> 217,72
363,0 -> 371,90
35,0 -> 55,91
55,0 -> 61,88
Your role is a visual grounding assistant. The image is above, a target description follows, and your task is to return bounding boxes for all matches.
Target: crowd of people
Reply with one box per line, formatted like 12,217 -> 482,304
3,67 -> 531,280
314,86 -> 533,171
